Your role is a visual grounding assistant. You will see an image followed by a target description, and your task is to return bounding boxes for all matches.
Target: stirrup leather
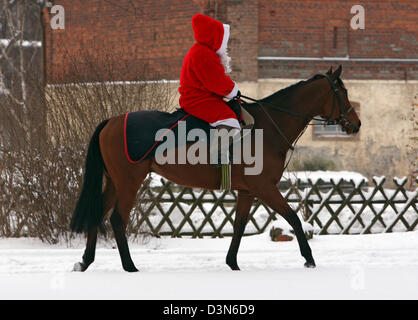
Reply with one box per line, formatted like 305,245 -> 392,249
220,163 -> 231,191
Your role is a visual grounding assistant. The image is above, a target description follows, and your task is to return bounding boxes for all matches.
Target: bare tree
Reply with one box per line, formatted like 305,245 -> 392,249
0,0 -> 45,146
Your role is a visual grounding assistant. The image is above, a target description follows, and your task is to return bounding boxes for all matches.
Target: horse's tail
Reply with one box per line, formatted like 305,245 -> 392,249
70,119 -> 109,234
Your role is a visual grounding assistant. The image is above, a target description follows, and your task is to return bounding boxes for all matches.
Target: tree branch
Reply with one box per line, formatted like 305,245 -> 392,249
0,31 -> 21,62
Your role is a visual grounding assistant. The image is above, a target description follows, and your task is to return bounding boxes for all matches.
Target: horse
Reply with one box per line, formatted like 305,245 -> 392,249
70,65 -> 361,272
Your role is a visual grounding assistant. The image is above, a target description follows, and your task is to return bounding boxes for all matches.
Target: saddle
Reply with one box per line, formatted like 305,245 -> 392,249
226,99 -> 255,130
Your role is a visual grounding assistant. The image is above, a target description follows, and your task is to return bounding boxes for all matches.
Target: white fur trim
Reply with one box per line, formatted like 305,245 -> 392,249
210,118 -> 241,129
216,24 -> 229,55
224,82 -> 238,99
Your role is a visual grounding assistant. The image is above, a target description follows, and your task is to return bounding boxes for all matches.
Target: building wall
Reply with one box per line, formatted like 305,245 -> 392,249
43,0 -> 258,83
259,0 -> 418,58
253,79 -> 417,180
43,0 -> 199,82
42,1 -> 417,180
224,0 -> 259,81
258,0 -> 418,80
44,1 -> 417,82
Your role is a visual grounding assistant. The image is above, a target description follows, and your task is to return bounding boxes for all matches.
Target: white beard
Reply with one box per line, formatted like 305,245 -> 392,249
218,50 -> 232,74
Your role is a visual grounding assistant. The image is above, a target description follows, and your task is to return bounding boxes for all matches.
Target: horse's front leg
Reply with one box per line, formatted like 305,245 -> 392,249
226,190 -> 254,270
255,185 -> 316,268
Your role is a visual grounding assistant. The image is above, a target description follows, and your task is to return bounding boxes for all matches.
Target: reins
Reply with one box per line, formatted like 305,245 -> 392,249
240,94 -> 333,125
238,73 -> 354,169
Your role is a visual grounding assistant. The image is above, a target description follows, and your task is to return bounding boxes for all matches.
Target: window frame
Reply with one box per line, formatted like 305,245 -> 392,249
312,101 -> 360,141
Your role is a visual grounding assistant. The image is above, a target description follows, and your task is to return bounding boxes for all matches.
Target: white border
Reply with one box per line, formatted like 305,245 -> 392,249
210,117 -> 241,129
224,82 -> 238,99
216,24 -> 230,55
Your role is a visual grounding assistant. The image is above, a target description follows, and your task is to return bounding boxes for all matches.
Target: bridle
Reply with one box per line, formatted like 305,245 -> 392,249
321,73 -> 356,131
239,73 -> 359,151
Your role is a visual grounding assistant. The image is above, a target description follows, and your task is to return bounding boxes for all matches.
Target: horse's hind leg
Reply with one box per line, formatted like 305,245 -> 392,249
109,202 -> 138,272
73,226 -> 98,272
110,166 -> 150,272
73,175 -> 117,272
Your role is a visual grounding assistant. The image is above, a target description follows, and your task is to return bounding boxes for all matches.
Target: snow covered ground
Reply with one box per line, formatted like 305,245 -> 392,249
1,230 -> 417,300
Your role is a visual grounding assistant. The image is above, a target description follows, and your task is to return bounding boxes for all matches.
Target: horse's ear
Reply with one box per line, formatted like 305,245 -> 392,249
326,66 -> 333,75
332,65 -> 342,79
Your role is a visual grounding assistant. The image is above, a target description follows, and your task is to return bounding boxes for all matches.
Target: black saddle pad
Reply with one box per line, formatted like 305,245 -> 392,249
124,109 -> 212,163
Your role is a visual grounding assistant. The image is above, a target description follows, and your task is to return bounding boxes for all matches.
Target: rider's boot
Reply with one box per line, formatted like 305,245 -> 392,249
209,124 -> 240,168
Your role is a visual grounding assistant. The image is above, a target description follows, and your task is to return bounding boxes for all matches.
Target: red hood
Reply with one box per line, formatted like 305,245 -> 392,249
192,14 -> 229,54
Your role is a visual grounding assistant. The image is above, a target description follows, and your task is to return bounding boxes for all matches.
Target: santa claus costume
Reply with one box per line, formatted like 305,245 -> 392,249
178,13 -> 241,130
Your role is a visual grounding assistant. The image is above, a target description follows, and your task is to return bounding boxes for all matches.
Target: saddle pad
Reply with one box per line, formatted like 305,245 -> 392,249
124,109 -> 211,163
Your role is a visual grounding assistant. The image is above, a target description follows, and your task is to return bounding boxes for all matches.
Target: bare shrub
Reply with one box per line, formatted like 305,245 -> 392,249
0,46 -> 176,243
289,154 -> 337,172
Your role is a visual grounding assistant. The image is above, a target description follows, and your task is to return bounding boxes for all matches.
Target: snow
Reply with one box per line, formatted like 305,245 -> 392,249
282,170 -> 368,185
1,231 -> 418,299
394,176 -> 408,185
372,176 -> 386,186
150,171 -> 369,188
0,38 -> 41,48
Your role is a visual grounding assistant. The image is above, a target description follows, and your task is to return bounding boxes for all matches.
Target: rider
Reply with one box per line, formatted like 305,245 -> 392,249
178,13 -> 241,166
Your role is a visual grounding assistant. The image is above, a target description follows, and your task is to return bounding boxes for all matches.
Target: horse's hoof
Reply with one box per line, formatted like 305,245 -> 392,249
227,262 -> 240,271
124,265 -> 139,272
72,262 -> 86,272
304,261 -> 316,268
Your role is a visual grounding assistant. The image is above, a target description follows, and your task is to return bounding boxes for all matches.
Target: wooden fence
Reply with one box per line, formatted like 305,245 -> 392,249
132,175 -> 418,237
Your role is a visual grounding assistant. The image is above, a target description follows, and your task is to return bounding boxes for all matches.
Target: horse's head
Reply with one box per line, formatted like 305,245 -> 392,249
320,65 -> 361,134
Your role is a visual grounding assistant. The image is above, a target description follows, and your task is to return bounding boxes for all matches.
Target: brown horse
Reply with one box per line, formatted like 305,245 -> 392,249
70,65 -> 360,272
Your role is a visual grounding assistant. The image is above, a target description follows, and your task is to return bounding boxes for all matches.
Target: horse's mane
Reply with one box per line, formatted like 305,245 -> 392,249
260,74 -> 325,103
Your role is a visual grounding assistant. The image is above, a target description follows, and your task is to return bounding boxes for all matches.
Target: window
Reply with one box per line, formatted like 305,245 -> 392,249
313,102 -> 360,140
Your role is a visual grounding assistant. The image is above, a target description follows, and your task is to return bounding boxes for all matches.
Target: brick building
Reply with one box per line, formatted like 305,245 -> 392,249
42,0 -> 418,181
42,0 -> 417,83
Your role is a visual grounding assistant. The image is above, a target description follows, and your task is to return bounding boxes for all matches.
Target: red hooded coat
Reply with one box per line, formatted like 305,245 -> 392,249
178,14 -> 240,128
